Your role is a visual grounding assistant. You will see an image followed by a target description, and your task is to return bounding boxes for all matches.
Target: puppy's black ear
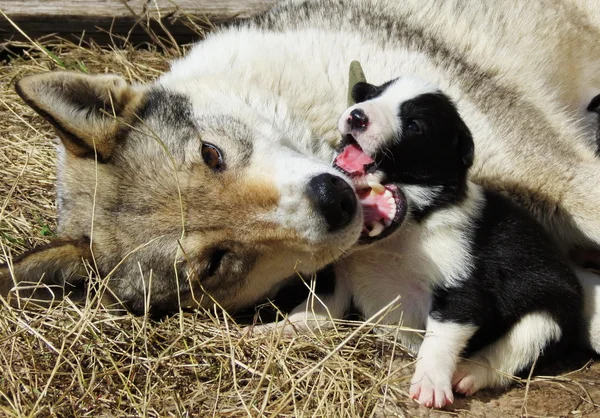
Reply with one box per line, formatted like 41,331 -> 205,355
352,82 -> 379,103
457,122 -> 474,168
587,94 -> 600,113
443,95 -> 474,169
588,94 -> 600,156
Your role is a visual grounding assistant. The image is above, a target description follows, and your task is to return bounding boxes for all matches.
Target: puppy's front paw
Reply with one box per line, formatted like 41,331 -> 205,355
409,369 -> 454,408
452,359 -> 493,396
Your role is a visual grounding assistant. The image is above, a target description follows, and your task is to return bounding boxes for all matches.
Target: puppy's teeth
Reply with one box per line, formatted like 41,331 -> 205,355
384,218 -> 392,227
383,190 -> 392,198
368,181 -> 385,194
368,221 -> 385,237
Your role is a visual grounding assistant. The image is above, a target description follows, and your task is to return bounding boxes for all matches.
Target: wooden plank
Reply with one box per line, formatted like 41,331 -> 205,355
0,0 -> 281,44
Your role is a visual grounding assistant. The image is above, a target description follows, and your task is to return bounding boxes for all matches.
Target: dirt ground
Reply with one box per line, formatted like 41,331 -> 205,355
356,345 -> 598,417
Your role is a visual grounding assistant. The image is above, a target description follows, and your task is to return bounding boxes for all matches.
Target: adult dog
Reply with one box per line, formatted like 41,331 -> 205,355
2,0 -> 600,376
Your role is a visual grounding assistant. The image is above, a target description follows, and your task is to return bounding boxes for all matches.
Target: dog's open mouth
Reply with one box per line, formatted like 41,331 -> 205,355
334,136 -> 407,243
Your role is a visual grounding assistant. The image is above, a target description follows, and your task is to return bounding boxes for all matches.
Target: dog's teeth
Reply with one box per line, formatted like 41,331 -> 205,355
383,190 -> 393,198
384,218 -> 392,227
368,221 -> 385,237
368,181 -> 385,194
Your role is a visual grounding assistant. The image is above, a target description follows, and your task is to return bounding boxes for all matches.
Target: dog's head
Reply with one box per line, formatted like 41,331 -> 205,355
334,77 -> 474,239
2,72 -> 363,314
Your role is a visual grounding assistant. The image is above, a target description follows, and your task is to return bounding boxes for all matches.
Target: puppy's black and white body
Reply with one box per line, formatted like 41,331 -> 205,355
335,77 -> 584,407
257,77 -> 586,408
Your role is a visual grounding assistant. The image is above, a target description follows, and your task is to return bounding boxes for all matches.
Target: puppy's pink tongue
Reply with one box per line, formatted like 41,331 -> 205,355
334,143 -> 374,177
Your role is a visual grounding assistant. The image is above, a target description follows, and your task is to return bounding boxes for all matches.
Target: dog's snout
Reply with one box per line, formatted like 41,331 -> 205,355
348,109 -> 369,130
308,173 -> 357,232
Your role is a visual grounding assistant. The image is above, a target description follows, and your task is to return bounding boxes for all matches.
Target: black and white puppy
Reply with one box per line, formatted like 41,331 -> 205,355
332,77 -> 585,407
254,77 -> 589,408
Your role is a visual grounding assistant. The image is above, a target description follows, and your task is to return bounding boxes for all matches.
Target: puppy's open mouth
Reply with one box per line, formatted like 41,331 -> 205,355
334,136 -> 407,243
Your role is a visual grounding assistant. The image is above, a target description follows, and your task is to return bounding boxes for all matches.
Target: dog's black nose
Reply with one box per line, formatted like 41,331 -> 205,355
348,109 -> 369,130
308,173 -> 357,232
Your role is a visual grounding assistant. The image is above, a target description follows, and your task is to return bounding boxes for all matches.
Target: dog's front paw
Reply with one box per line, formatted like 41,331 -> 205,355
409,370 -> 454,408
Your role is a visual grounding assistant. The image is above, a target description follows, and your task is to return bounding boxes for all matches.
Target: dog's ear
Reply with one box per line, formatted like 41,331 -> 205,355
352,82 -> 379,103
15,72 -> 144,162
0,239 -> 92,306
457,122 -> 474,169
442,94 -> 475,169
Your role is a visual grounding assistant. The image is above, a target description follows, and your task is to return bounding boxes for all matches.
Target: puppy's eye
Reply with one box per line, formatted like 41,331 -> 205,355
201,143 -> 224,171
406,120 -> 422,135
207,249 -> 228,276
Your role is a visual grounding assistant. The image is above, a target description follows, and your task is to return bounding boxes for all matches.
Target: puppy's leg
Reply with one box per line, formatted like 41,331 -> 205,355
409,317 -> 477,408
249,276 -> 352,337
575,269 -> 600,354
452,312 -> 562,396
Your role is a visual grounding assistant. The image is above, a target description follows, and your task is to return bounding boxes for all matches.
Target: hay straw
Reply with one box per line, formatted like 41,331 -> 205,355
0,9 -> 598,418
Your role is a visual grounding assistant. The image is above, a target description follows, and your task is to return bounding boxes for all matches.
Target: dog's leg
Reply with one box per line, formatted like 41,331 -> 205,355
409,317 -> 477,408
575,269 -> 600,354
451,312 -> 563,396
248,275 -> 352,337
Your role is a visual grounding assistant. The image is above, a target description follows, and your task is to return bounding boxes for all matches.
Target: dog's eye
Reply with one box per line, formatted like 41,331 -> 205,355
207,249 -> 228,276
201,143 -> 224,171
406,120 -> 422,135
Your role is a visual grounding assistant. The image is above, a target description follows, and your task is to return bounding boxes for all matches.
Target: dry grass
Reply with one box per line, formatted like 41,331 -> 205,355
0,27 -> 598,418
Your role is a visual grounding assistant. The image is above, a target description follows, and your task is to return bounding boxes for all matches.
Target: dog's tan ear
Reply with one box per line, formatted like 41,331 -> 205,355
0,239 -> 92,306
15,72 -> 143,162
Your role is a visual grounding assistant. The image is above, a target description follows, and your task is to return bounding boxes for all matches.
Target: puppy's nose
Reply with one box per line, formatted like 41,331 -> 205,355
307,173 -> 357,232
348,109 -> 369,130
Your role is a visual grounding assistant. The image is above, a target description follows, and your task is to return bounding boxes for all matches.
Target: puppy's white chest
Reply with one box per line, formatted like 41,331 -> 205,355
338,214 -> 476,352
337,227 -> 433,351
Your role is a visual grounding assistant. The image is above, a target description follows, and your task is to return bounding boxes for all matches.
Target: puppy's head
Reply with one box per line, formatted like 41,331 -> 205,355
3,71 -> 363,314
334,77 -> 474,239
